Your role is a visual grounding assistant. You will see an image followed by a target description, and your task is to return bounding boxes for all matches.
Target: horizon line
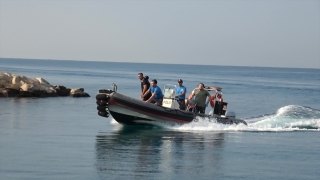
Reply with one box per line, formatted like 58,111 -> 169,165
0,57 -> 319,70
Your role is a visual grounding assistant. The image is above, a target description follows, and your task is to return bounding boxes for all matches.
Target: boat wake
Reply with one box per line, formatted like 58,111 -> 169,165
109,105 -> 320,132
179,105 -> 320,131
244,105 -> 320,131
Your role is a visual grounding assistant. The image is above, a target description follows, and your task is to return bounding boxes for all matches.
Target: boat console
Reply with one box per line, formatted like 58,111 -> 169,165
162,84 -> 180,109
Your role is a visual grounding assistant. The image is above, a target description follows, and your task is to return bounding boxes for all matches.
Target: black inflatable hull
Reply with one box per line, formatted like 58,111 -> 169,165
96,89 -> 247,126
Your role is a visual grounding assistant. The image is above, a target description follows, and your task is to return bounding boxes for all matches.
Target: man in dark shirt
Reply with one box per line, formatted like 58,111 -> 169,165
138,72 -> 151,101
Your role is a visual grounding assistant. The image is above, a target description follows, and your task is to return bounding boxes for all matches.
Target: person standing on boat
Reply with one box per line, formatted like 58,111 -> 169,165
175,79 -> 187,110
189,83 -> 211,114
138,72 -> 151,101
143,79 -> 164,106
209,91 -> 223,109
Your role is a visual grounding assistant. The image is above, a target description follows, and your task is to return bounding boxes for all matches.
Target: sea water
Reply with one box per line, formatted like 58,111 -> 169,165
0,58 -> 319,180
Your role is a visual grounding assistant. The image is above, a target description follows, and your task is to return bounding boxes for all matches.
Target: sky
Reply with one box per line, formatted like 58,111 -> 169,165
0,0 -> 319,68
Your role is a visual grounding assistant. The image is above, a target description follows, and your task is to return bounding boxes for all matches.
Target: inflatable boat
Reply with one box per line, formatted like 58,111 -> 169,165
95,84 -> 247,126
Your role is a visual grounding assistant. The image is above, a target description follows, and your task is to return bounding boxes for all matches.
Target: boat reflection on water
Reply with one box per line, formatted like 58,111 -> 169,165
95,126 -> 226,179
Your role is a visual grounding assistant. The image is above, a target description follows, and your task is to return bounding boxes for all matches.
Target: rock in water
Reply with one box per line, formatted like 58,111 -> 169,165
0,72 -> 90,98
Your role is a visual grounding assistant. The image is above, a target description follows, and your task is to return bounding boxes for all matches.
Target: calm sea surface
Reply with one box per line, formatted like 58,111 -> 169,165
0,58 -> 319,180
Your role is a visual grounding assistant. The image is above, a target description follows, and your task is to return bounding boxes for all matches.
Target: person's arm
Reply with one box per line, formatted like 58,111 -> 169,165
146,92 -> 156,102
188,89 -> 195,100
206,91 -> 211,106
140,84 -> 148,98
142,89 -> 150,98
179,87 -> 186,97
142,84 -> 148,94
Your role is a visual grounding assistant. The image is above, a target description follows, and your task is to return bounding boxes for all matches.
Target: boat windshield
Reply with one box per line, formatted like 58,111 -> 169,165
163,84 -> 176,99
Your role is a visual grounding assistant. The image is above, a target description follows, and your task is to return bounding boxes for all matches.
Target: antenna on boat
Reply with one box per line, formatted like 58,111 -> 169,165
111,83 -> 117,92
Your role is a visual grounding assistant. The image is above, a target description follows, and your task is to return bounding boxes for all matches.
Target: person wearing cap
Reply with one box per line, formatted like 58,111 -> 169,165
143,79 -> 164,106
188,83 -> 211,114
175,79 -> 187,110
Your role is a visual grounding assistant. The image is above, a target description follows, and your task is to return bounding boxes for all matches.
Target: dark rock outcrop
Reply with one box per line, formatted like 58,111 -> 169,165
0,72 -> 90,98
69,88 -> 90,97
53,85 -> 71,96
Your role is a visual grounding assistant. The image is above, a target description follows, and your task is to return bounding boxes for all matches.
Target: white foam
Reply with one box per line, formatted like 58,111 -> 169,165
110,118 -> 119,124
108,105 -> 320,132
167,105 -> 320,132
170,117 -> 248,131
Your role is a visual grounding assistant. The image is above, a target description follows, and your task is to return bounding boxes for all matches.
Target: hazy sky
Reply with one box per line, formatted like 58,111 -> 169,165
0,0 -> 319,68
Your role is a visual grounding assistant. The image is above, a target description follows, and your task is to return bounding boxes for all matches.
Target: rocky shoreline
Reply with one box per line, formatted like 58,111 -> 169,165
0,72 -> 90,98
